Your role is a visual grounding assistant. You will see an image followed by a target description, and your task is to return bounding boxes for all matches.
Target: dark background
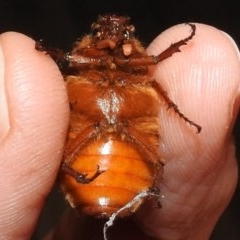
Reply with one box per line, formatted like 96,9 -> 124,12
0,0 -> 239,239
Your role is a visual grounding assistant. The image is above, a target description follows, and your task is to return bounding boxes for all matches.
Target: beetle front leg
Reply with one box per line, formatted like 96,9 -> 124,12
154,23 -> 196,62
35,39 -> 69,72
114,23 -> 196,67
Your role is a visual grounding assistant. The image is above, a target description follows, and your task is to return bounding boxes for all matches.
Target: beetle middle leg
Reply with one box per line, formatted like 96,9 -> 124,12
151,80 -> 202,133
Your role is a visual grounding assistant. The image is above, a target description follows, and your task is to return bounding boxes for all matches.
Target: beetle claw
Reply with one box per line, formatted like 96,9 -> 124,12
76,165 -> 105,184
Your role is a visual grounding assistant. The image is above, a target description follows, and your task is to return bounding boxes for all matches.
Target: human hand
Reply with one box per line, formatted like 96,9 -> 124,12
0,23 -> 239,240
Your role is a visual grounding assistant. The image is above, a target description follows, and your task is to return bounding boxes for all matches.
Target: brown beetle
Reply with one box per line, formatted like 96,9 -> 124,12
36,15 -> 201,219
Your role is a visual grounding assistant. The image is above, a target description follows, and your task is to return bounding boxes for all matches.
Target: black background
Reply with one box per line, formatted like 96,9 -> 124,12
0,1 -> 239,239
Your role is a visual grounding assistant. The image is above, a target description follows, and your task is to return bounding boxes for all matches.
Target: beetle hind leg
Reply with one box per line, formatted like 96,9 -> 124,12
61,163 -> 104,184
61,124 -> 104,184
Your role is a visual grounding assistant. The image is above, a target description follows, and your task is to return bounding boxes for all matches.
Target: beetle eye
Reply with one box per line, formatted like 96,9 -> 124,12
124,25 -> 135,39
123,30 -> 129,39
91,23 -> 101,36
91,23 -> 100,30
128,25 -> 135,33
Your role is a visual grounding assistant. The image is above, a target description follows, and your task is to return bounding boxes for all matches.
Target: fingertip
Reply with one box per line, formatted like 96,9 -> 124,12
147,23 -> 240,155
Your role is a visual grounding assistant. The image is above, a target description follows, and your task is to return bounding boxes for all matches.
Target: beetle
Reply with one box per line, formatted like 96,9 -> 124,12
36,14 -> 201,219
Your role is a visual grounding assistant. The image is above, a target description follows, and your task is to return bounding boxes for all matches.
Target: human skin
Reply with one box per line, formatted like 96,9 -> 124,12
0,23 -> 239,239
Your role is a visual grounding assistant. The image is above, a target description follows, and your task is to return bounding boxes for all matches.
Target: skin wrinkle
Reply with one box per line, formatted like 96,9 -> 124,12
0,151 -> 58,236
0,40 -> 10,143
161,137 -> 229,214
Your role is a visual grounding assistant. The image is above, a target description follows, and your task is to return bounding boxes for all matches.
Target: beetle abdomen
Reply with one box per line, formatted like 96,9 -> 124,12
60,137 -> 159,217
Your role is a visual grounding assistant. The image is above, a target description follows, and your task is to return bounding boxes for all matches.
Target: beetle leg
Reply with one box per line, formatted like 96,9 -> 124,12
61,124 -> 105,184
154,23 -> 196,63
151,80 -> 202,133
35,39 -> 69,72
63,123 -> 99,160
121,124 -> 164,169
61,163 -> 104,184
114,23 -> 196,66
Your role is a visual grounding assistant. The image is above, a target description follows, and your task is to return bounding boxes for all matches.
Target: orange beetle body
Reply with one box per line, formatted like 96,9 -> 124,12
61,138 -> 160,217
36,15 -> 200,218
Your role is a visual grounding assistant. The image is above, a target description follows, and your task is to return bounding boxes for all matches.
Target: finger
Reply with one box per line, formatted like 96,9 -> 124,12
0,32 -> 69,239
135,23 -> 240,239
